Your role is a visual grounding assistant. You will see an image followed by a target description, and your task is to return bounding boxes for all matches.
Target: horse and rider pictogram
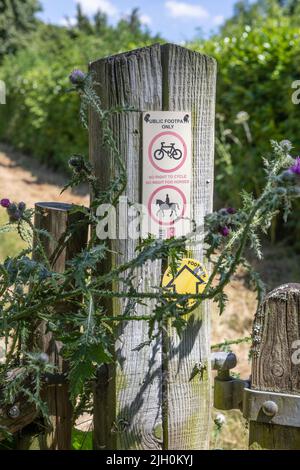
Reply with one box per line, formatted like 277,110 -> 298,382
147,185 -> 187,228
156,194 -> 180,218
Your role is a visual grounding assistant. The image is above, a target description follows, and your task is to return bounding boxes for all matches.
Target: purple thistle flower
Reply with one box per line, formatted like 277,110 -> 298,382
18,202 -> 26,212
7,203 -> 17,215
7,203 -> 22,222
289,157 -> 300,175
9,209 -> 21,222
219,226 -> 230,237
226,207 -> 236,215
69,69 -> 86,85
0,198 -> 10,208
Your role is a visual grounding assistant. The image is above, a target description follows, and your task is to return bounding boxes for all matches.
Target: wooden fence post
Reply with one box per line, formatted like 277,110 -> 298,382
248,284 -> 300,449
26,202 -> 88,450
90,44 -> 216,450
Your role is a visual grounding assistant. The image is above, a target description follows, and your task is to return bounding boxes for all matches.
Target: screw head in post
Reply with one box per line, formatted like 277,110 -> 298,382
262,400 -> 278,417
38,353 -> 49,364
8,405 -> 20,419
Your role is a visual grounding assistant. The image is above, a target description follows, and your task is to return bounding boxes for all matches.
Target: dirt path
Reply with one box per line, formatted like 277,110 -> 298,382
0,144 -> 89,207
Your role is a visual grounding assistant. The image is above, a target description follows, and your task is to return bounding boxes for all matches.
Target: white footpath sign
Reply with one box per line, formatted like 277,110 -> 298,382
142,111 -> 192,239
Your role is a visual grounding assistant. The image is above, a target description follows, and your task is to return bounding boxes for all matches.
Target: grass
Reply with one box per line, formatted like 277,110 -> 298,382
211,409 -> 249,450
0,212 -> 26,262
72,428 -> 93,450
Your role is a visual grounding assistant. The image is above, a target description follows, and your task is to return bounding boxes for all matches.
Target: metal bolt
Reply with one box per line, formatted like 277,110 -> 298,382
8,405 -> 20,419
262,400 -> 278,417
38,353 -> 49,364
211,351 -> 237,371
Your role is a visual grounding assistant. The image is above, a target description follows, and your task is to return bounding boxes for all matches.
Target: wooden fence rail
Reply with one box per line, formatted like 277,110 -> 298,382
35,203 -> 87,449
248,283 -> 300,449
214,283 -> 300,450
16,203 -> 87,450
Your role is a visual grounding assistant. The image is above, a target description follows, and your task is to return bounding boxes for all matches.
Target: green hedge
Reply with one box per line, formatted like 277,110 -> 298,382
191,15 -> 300,206
1,16 -> 300,205
0,23 -> 161,170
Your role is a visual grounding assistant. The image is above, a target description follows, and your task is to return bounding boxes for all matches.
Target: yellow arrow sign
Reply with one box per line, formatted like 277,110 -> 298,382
162,258 -> 208,308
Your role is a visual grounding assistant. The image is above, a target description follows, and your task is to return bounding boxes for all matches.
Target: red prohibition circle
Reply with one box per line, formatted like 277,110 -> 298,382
148,185 -> 187,226
148,131 -> 187,173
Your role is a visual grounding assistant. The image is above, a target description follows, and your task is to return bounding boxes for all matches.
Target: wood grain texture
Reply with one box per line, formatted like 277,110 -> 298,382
161,44 -> 216,450
90,44 -> 163,451
90,44 -> 216,450
250,283 -> 300,449
33,203 -> 88,450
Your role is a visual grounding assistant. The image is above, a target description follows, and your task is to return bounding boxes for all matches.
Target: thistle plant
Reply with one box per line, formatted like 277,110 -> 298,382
212,413 -> 226,449
0,70 -> 299,440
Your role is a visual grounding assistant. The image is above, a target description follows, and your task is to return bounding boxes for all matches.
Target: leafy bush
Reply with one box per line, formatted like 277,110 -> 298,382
190,14 -> 300,206
0,212 -> 25,261
1,1 -> 300,214
0,21 -> 162,170
0,0 -> 40,60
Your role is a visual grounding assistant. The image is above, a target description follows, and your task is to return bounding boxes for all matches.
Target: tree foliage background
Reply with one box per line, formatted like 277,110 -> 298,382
0,0 -> 299,233
0,1 -> 162,169
0,0 -> 40,58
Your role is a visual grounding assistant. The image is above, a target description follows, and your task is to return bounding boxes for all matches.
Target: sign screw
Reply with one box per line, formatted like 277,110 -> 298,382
8,405 -> 20,419
262,400 -> 278,417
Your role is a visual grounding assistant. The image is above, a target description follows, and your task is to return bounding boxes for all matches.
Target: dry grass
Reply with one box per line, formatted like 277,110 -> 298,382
0,143 -> 89,211
0,143 -> 89,263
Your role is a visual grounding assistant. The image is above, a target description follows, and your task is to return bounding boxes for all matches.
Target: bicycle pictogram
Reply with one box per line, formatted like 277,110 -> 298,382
154,142 -> 183,161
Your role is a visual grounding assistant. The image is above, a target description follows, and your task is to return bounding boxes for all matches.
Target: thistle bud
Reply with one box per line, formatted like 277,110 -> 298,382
69,69 -> 86,85
214,413 -> 226,428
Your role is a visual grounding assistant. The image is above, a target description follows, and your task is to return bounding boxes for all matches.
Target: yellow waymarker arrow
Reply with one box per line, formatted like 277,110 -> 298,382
162,258 -> 208,308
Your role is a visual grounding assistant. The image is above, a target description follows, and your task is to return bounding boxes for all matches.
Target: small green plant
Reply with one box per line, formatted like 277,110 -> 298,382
0,71 -> 299,441
212,413 -> 226,450
72,428 -> 93,451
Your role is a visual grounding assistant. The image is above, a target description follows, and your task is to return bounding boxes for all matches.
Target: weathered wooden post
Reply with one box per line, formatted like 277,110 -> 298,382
245,284 -> 300,450
90,44 -> 216,450
0,203 -> 88,448
22,203 -> 88,450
